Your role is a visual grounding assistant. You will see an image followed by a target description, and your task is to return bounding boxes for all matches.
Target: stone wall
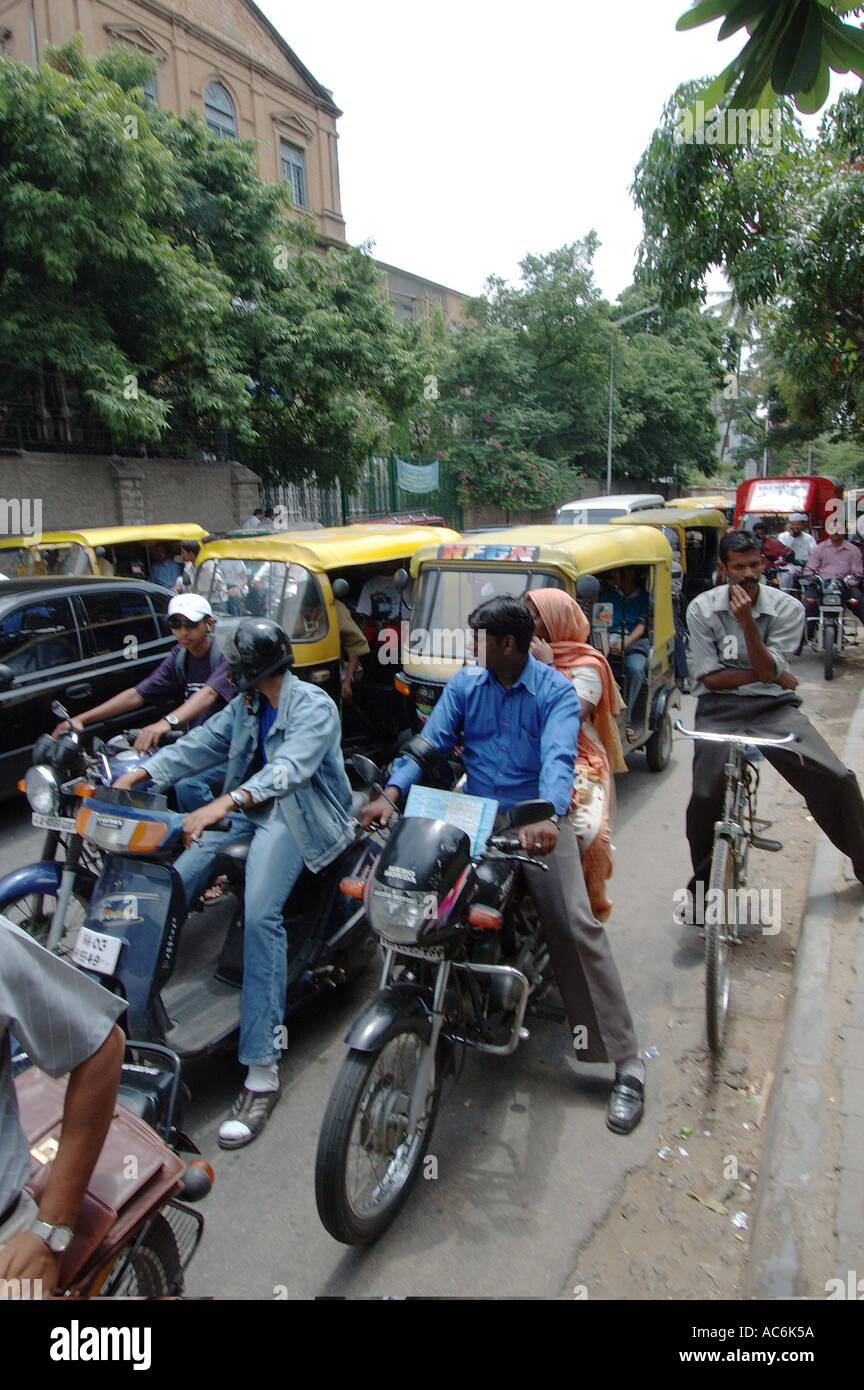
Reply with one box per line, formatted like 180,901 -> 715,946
0,452 -> 260,533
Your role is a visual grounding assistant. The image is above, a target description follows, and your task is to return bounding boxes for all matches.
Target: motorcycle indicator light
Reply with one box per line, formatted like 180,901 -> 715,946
73,782 -> 95,797
393,674 -> 410,696
339,877 -> 365,899
468,906 -> 503,930
75,805 -> 92,836
128,820 -> 169,852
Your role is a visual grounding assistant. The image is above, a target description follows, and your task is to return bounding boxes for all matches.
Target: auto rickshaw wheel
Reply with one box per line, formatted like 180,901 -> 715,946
645,709 -> 672,772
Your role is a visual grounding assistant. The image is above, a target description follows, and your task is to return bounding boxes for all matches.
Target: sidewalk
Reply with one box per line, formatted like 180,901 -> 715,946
746,686 -> 864,1298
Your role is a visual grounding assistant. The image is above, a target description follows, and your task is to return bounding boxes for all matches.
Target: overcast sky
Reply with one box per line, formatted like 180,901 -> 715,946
261,0 -> 855,305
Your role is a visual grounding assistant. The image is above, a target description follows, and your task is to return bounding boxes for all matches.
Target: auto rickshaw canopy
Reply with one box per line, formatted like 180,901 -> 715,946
0,525 -> 209,579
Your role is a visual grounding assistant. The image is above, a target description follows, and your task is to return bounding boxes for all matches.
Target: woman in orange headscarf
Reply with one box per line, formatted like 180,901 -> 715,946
524,587 -> 626,922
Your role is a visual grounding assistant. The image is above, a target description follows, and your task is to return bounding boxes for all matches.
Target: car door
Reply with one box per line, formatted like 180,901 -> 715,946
71,586 -> 175,733
0,595 -> 82,787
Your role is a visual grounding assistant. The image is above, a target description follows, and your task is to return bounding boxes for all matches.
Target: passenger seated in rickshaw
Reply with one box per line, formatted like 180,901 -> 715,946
598,567 -> 651,741
294,591 -> 370,704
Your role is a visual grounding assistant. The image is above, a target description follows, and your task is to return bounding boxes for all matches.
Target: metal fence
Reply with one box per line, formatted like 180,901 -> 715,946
261,455 -> 462,530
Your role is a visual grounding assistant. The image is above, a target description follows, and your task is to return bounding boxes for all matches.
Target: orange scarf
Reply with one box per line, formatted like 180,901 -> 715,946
527,588 -> 625,922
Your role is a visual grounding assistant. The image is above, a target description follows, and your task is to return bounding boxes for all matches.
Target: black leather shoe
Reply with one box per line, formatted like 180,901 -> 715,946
607,1074 -> 644,1134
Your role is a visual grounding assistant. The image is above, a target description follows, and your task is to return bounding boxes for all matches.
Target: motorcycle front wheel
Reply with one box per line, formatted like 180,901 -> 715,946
0,887 -> 90,955
315,1027 -> 442,1245
824,621 -> 836,680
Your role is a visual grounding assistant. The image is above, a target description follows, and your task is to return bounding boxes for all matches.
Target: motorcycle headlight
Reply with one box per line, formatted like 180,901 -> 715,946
25,765 -> 60,814
367,882 -> 436,944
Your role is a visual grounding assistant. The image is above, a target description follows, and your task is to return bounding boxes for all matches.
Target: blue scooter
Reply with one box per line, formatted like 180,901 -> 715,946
62,781 -> 377,1060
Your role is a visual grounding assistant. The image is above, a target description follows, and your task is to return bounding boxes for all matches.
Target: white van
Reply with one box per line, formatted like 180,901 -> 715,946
555,493 -> 665,525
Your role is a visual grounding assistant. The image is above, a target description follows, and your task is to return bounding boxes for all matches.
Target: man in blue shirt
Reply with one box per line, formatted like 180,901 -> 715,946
362,596 -> 645,1133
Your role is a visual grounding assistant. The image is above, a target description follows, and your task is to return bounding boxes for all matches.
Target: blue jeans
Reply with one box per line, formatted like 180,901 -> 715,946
174,767 -> 226,813
623,650 -> 648,726
174,813 -> 304,1066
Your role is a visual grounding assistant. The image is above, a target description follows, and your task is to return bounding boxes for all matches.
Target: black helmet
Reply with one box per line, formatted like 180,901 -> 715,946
216,617 -> 293,691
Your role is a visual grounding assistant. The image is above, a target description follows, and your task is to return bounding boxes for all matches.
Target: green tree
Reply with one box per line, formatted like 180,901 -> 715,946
0,38 -> 420,486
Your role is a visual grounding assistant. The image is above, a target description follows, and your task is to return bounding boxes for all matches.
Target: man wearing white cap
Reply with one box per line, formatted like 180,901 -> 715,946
776,512 -> 816,589
53,594 -> 232,809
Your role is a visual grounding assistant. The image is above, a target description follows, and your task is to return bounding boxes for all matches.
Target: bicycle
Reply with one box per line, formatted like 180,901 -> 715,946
675,721 -> 798,1061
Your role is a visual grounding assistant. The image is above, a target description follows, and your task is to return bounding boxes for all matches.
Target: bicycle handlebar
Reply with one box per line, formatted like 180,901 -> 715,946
674,720 -> 799,750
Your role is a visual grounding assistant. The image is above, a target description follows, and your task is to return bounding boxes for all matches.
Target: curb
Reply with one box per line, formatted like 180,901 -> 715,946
745,685 -> 864,1297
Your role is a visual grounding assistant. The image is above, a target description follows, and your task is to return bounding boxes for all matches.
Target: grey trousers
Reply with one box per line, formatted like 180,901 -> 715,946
523,819 -> 638,1064
686,692 -> 864,889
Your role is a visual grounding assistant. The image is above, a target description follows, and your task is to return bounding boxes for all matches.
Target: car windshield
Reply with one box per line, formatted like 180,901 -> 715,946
195,558 -> 326,641
410,566 -> 564,659
33,544 -> 90,577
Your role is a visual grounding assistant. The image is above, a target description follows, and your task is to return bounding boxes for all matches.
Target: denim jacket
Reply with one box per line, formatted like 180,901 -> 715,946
142,672 -> 354,872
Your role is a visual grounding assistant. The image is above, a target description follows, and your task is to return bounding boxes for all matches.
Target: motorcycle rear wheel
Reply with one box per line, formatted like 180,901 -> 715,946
101,1214 -> 183,1297
0,887 -> 90,956
316,1027 -> 441,1245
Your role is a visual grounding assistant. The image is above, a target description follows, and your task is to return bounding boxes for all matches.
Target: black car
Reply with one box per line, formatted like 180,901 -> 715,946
0,577 -> 175,793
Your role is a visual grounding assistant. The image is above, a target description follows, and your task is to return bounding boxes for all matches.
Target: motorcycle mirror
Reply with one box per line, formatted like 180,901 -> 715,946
331,578 -> 350,600
505,800 -> 556,830
350,754 -> 381,786
0,664 -> 14,693
394,568 -> 410,592
50,699 -> 70,721
576,574 -> 601,604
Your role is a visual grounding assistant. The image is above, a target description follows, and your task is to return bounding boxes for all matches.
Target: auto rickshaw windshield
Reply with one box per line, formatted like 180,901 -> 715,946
195,557 -> 327,641
410,566 -> 565,657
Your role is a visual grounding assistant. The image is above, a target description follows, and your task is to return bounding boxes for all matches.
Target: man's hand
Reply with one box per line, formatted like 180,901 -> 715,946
777,670 -> 799,691
341,676 -> 354,702
112,770 -> 148,792
181,796 -> 233,848
51,715 -> 84,738
729,583 -> 756,625
608,639 -> 622,657
517,819 -> 560,857
133,720 -> 169,753
0,1230 -> 63,1293
360,789 -> 401,830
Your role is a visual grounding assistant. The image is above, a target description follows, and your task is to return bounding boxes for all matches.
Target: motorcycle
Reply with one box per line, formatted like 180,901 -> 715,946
0,700 -> 152,954
15,1041 -> 212,1297
60,779 -> 377,1062
803,574 -> 860,680
314,754 -> 562,1246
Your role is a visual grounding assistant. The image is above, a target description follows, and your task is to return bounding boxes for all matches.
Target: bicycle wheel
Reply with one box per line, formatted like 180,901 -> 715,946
706,837 -> 735,1059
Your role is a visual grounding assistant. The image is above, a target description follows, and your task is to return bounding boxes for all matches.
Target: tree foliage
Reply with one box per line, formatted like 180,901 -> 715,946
0,38 -> 419,485
676,1 -> 864,115
419,243 -> 725,506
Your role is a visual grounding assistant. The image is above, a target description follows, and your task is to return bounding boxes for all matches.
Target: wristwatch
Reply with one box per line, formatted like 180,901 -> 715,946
229,789 -> 248,810
547,813 -> 561,827
164,713 -> 180,728
30,1218 -> 74,1252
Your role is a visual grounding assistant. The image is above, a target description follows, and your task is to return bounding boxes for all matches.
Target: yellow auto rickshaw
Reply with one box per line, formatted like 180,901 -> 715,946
193,523 -> 461,750
0,525 -> 208,582
608,507 -> 726,606
398,524 -> 680,771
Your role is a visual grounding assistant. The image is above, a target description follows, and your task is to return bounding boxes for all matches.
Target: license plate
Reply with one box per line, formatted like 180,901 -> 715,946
70,927 -> 123,976
31,813 -> 77,832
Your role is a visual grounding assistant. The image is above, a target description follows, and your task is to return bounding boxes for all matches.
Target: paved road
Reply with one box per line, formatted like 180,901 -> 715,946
1,644 -> 856,1299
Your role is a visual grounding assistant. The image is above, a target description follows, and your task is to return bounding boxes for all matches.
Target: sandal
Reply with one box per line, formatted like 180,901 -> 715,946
625,726 -> 637,743
218,1084 -> 282,1149
204,875 -> 229,902
607,1073 -> 644,1134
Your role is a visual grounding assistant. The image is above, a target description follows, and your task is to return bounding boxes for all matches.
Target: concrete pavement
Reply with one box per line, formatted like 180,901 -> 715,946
747,684 -> 864,1298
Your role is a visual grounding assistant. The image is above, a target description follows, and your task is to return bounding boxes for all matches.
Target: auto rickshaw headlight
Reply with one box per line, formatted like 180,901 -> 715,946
25,765 -> 60,814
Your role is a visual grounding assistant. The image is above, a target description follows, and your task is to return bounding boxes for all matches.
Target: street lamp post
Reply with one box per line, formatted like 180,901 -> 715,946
606,303 -> 660,493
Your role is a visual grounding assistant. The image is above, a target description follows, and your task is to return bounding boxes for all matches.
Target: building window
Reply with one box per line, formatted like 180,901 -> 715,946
205,82 -> 236,140
280,141 -> 306,207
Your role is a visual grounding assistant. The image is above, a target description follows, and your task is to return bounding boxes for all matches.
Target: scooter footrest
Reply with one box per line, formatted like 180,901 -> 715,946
750,835 -> 783,852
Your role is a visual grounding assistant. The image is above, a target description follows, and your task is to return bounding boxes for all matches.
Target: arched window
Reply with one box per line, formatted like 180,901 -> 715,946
205,81 -> 236,139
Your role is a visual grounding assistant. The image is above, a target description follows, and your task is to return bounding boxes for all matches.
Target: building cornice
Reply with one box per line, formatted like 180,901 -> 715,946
128,0 -> 342,117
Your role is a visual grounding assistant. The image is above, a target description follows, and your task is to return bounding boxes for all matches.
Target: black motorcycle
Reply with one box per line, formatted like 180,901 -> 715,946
315,752 -> 562,1245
